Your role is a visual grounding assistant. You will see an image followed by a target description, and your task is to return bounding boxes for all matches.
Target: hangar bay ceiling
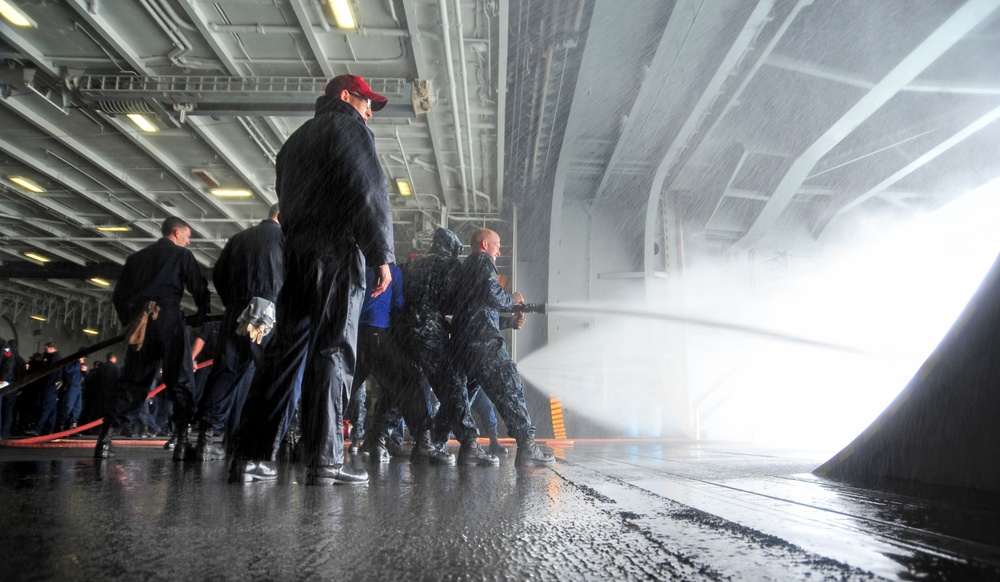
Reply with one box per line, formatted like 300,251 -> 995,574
1,0 -> 999,338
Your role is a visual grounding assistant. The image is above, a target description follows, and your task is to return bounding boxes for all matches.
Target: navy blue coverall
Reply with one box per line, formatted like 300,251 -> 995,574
196,218 -> 285,432
108,238 -> 211,430
450,251 -> 535,441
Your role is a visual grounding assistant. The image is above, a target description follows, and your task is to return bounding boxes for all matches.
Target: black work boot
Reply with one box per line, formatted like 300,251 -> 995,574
364,435 -> 389,464
348,438 -> 362,455
94,425 -> 115,459
171,424 -> 193,461
410,429 -> 456,465
194,422 -> 226,461
514,438 -> 555,467
458,437 -> 500,466
487,431 -> 509,456
306,464 -> 369,485
385,438 -> 408,458
228,459 -> 278,483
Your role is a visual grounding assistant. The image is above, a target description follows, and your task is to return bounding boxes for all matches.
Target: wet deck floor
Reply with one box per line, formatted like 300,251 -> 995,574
1,439 -> 998,581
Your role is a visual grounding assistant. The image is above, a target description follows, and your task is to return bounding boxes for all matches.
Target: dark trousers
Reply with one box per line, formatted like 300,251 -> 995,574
401,322 -> 477,442
197,309 -> 270,429
358,325 -> 434,443
0,391 -> 15,436
106,308 -> 195,430
231,243 -> 364,467
57,384 -> 83,427
455,337 -> 534,441
36,384 -> 58,435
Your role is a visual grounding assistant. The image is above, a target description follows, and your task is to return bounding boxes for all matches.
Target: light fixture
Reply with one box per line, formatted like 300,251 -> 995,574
329,0 -> 356,29
10,176 -> 45,193
30,315 -> 46,322
210,188 -> 252,198
0,0 -> 36,27
127,113 -> 158,133
89,277 -> 111,287
96,225 -> 131,232
83,328 -> 99,335
24,251 -> 50,263
396,179 -> 412,197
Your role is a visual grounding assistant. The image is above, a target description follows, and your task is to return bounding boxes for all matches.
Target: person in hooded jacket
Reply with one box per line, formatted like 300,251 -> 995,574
451,228 -> 554,467
228,75 -> 394,485
396,227 -> 498,466
351,264 -> 453,465
191,203 -> 284,461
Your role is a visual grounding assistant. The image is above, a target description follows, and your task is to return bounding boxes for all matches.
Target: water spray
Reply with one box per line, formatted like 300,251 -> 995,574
543,303 -> 875,356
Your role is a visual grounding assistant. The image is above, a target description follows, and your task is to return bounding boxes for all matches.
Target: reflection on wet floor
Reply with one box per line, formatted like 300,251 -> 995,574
1,440 -> 998,580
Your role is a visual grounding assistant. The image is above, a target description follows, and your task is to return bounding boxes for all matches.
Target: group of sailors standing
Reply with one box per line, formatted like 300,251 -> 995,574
95,74 -> 553,485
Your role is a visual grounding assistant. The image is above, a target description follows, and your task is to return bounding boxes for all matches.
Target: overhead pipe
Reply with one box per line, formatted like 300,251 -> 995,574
392,128 -> 443,227
437,0 -> 471,213
452,0 -> 481,212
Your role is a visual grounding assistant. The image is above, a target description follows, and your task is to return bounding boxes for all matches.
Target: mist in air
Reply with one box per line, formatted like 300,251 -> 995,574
519,177 -> 1000,452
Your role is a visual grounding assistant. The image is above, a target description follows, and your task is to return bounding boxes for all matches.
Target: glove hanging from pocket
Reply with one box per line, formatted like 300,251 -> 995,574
125,301 -> 160,351
235,297 -> 276,345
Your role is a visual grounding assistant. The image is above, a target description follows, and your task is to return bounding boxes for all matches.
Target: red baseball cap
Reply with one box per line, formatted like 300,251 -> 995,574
323,74 -> 388,111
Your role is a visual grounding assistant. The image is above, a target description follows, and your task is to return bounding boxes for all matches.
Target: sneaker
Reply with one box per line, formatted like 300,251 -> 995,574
458,438 -> 500,466
514,439 -> 555,467
306,464 -> 369,485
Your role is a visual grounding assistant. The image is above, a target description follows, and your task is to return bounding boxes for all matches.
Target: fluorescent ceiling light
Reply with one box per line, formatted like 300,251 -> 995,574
0,0 -> 36,27
83,329 -> 99,335
397,179 -> 412,197
127,113 -> 158,133
10,176 -> 44,193
30,315 -> 46,322
210,188 -> 252,198
96,225 -> 131,232
329,0 -> 356,29
24,251 -> 50,263
89,277 -> 111,287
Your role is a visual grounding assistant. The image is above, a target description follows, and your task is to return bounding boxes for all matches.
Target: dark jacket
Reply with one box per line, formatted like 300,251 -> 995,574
212,219 -> 285,309
0,340 -> 14,383
62,361 -> 85,388
112,238 -> 211,325
275,96 -> 395,266
451,251 -> 516,346
400,228 -> 464,330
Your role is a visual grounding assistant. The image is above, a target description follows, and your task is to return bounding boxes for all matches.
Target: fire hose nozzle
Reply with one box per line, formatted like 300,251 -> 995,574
513,302 -> 546,315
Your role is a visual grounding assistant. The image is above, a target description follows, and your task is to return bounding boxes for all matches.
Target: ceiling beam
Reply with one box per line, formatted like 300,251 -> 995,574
643,0 -> 775,289
99,113 -> 251,228
64,0 -> 154,75
0,95 -> 168,243
734,0 -> 1000,251
401,0 -> 460,212
0,22 -> 62,78
819,102 -> 1000,235
290,0 -> 335,78
185,117 -> 278,204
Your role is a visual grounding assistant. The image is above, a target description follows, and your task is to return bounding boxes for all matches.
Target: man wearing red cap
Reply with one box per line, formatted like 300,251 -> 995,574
229,74 -> 394,485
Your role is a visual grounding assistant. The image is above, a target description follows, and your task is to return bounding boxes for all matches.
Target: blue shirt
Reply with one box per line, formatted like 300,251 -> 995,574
359,263 -> 404,329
